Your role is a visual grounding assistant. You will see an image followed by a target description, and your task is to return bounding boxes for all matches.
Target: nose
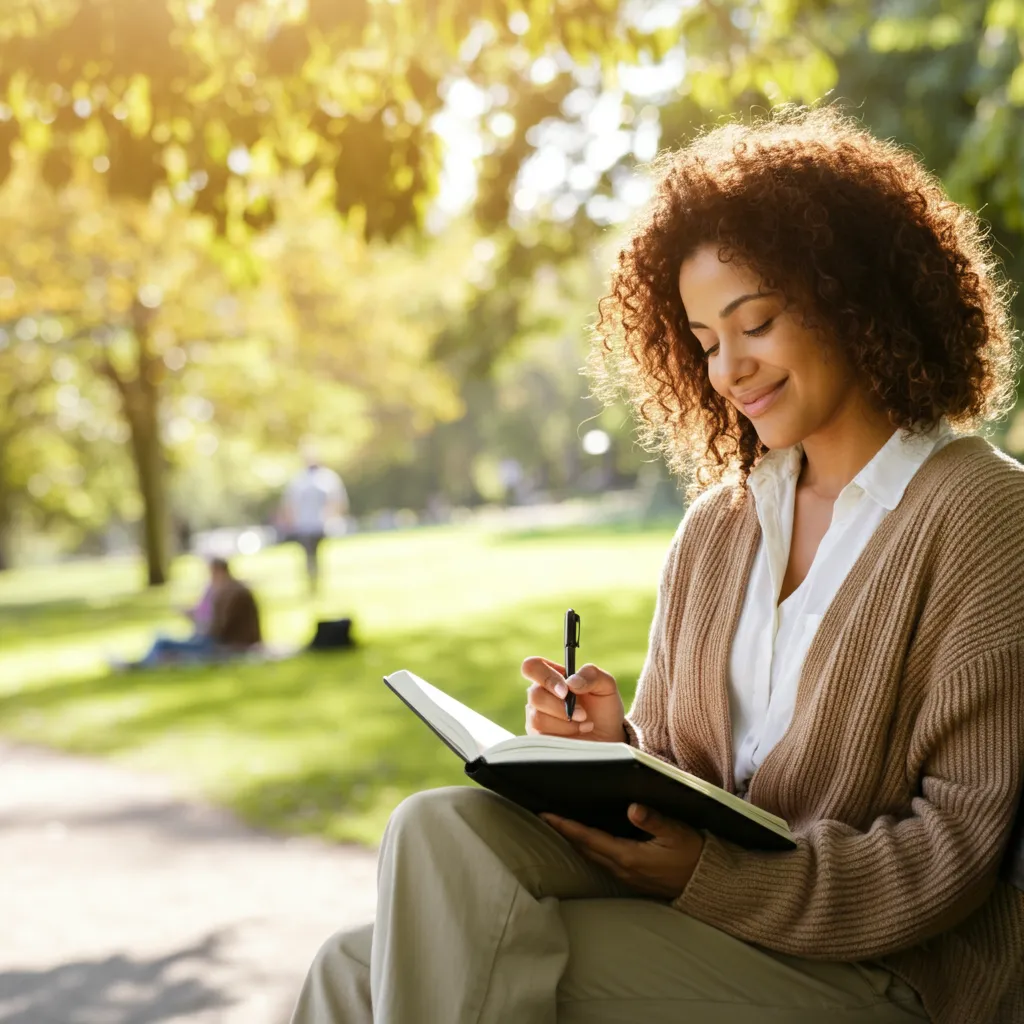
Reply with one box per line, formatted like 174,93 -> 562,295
715,337 -> 755,388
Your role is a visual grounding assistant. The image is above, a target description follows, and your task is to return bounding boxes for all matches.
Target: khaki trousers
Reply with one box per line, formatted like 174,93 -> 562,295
291,787 -> 928,1024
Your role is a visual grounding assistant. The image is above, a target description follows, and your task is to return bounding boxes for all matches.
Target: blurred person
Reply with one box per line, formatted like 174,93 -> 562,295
291,108 -> 1024,1024
173,514 -> 193,556
119,557 -> 262,669
497,457 -> 524,505
279,457 -> 348,593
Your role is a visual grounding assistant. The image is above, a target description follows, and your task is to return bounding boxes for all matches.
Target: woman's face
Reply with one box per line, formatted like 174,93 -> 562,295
678,245 -> 857,450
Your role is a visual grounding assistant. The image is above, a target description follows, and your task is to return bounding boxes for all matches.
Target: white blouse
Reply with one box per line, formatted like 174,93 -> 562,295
728,420 -> 958,795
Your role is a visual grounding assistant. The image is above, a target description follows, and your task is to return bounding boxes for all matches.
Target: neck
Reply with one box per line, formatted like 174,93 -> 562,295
798,392 -> 895,501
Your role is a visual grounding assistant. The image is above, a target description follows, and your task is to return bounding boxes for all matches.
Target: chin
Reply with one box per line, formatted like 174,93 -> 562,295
748,416 -> 804,451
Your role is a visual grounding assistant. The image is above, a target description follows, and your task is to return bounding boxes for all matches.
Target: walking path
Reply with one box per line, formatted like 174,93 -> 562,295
0,742 -> 378,1024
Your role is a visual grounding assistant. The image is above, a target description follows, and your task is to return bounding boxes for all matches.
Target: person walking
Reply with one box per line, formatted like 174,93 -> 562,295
280,459 -> 348,594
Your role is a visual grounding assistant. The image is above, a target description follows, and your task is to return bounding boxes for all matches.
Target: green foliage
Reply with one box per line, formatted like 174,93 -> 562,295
657,0 -> 1024,365
3,0 -> 1024,563
0,342 -> 128,564
0,159 -> 478,560
0,522 -> 675,844
823,0 -> 1024,296
0,0 -> 676,237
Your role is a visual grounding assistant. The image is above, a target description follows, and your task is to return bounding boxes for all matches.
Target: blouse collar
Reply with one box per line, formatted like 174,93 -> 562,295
748,419 -> 955,512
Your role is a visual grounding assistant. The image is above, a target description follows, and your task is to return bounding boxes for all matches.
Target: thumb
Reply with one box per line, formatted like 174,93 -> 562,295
567,663 -> 618,696
628,803 -> 680,838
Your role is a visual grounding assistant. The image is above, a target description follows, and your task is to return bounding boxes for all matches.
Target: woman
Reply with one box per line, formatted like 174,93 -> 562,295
291,108 -> 1024,1023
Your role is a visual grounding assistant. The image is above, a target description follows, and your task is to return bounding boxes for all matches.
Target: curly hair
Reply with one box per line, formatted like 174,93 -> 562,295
590,105 -> 1019,494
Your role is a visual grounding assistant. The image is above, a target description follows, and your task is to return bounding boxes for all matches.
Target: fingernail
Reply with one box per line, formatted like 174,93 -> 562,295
571,708 -> 587,722
554,681 -> 568,698
579,721 -> 594,733
630,803 -> 646,821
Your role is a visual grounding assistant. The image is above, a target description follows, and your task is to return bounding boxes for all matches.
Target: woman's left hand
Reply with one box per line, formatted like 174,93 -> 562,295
541,804 -> 705,899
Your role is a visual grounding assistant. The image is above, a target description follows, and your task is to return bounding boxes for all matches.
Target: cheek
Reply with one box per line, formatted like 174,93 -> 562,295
798,351 -> 848,405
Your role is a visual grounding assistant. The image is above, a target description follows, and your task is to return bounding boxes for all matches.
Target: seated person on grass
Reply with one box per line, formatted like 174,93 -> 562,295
290,108 -> 1024,1024
126,557 -> 262,668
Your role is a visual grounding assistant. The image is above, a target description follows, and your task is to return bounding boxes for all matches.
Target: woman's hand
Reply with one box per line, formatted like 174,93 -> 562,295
542,804 -> 705,899
521,657 -> 626,743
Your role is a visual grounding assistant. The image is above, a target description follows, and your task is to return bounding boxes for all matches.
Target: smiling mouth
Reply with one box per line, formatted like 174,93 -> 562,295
737,379 -> 787,417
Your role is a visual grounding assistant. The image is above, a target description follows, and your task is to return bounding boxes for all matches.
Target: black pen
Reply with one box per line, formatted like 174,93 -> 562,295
563,608 -> 580,721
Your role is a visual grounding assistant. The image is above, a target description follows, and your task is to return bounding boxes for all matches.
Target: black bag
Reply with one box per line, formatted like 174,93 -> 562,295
308,617 -> 356,650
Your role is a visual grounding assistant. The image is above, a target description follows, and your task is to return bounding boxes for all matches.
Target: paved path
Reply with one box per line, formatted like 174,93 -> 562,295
0,742 -> 378,1024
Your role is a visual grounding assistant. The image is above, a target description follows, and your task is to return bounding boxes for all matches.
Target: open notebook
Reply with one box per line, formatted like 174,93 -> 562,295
385,669 -> 795,851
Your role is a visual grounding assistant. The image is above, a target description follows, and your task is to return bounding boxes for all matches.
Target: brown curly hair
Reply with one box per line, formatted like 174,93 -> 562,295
590,105 -> 1019,493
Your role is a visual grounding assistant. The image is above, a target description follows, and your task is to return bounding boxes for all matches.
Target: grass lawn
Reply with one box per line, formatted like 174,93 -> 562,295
0,520 -> 677,846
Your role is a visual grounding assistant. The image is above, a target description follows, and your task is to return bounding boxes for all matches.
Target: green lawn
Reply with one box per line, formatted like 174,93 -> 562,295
0,520 -> 676,845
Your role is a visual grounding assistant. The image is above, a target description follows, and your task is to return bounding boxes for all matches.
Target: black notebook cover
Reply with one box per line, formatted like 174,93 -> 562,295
464,757 -> 794,851
383,670 -> 793,853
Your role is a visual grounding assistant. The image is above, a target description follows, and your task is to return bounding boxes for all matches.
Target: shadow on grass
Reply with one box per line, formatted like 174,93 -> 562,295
0,932 -> 234,1023
0,592 -> 655,845
0,592 -> 177,650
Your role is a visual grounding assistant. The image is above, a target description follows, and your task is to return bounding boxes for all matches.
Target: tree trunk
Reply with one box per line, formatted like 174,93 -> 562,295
111,315 -> 170,588
0,505 -> 10,572
0,445 -> 13,572
127,391 -> 170,587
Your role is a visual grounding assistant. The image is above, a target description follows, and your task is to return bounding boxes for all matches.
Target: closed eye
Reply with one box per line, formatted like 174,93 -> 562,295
744,318 -> 773,337
698,317 -> 772,359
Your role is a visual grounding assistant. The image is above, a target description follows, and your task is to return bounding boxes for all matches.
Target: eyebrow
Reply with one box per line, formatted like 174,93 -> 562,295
687,291 -> 773,329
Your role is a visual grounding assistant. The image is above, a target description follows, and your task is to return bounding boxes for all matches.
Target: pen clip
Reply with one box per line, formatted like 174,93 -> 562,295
564,609 -> 580,648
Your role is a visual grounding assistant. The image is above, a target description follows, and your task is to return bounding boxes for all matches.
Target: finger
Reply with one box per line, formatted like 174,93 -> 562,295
628,803 -> 668,835
565,663 -> 618,697
571,843 -> 626,878
542,815 -> 637,864
526,705 -> 595,737
628,804 -> 697,842
527,684 -> 588,722
541,815 -> 624,871
521,656 -> 570,699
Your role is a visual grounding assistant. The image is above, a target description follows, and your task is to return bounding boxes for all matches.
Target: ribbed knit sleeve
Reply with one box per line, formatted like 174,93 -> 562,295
625,489 -> 727,760
622,531 -> 679,759
676,640 -> 1024,960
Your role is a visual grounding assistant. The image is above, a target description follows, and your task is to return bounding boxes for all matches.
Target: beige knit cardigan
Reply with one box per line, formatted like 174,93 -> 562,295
626,436 -> 1024,1024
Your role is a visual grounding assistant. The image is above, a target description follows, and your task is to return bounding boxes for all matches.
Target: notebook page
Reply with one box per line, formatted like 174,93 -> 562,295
485,736 -> 635,763
632,749 -> 791,835
385,670 -> 514,761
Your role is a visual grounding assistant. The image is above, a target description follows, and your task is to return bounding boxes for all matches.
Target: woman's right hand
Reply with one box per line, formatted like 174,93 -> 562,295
521,657 -> 626,743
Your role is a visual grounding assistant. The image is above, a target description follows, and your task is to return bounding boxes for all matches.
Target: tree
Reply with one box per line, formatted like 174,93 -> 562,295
655,0 -> 1023,305
0,333 -> 127,567
0,339 -> 53,568
830,0 -> 1024,303
171,178 -> 474,522
0,0 -> 681,238
0,159 -> 478,576
0,162 -> 249,583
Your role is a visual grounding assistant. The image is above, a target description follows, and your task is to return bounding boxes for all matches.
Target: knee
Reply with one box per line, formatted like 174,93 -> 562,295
148,638 -> 172,659
385,786 -> 504,842
388,785 -> 474,828
292,926 -> 371,1024
312,924 -> 372,973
